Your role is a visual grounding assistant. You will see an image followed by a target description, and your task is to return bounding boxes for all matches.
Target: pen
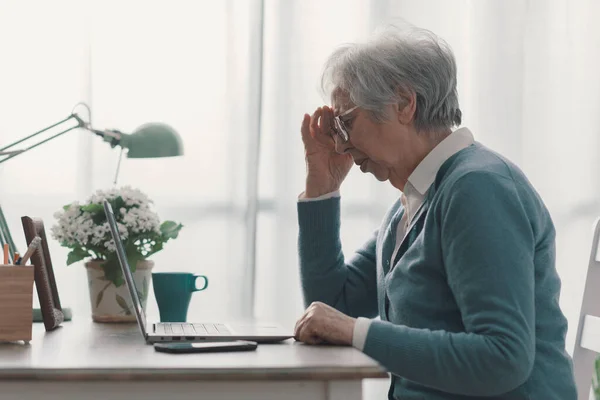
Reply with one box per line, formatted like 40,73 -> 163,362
12,252 -> 19,265
16,236 -> 41,266
2,244 -> 8,264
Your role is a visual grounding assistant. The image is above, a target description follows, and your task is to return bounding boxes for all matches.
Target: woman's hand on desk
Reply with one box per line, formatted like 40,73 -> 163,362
294,302 -> 356,346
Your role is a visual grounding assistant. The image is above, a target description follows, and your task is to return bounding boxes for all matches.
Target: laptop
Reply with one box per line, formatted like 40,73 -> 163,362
103,200 -> 293,344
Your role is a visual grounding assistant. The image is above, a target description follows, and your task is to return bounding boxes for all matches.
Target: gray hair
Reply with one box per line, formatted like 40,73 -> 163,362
321,24 -> 462,132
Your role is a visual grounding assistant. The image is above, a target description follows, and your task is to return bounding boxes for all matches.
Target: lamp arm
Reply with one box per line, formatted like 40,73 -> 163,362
0,114 -> 82,153
0,114 -> 84,164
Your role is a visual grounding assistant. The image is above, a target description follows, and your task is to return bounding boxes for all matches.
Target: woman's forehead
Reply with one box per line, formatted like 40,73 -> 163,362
330,88 -> 354,113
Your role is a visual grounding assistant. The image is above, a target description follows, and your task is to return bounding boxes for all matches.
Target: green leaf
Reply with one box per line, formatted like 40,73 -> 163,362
115,294 -> 131,315
160,221 -> 183,240
124,238 -> 144,273
81,203 -> 104,213
114,196 -> 126,211
127,252 -> 144,274
96,289 -> 104,308
114,275 -> 125,288
63,204 -> 71,211
95,282 -> 111,308
66,247 -> 89,265
136,277 -> 149,303
145,241 -> 163,258
100,258 -> 123,287
91,212 -> 107,225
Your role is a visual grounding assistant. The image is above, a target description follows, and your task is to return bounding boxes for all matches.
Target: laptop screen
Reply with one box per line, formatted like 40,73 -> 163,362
103,200 -> 148,339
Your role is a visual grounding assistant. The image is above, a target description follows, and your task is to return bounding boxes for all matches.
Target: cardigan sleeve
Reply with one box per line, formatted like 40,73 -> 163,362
297,196 -> 379,319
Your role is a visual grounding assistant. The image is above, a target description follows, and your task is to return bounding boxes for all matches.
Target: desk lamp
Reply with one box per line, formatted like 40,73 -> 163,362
0,102 -> 183,164
0,102 -> 184,322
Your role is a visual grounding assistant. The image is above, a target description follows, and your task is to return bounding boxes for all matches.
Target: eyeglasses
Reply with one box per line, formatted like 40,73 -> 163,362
332,106 -> 358,143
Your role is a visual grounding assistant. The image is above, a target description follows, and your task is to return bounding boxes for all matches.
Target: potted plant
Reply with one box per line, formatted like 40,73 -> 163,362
52,186 -> 182,322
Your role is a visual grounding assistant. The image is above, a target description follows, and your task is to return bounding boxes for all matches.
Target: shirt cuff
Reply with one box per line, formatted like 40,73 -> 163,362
352,317 -> 372,351
298,190 -> 340,202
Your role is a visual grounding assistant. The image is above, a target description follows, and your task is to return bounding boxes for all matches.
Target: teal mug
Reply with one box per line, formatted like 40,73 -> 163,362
152,272 -> 209,322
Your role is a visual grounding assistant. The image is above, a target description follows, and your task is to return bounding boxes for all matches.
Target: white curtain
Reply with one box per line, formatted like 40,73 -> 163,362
0,0 -> 262,320
256,1 -> 600,397
257,0 -> 600,346
0,0 -> 91,311
1,1 -> 600,398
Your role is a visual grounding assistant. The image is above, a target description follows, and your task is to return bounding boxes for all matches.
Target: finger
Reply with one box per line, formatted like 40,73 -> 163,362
309,108 -> 322,139
294,312 -> 311,340
294,313 -> 306,337
295,307 -> 325,343
312,109 -> 336,148
300,113 -> 311,144
295,305 -> 332,345
294,306 -> 313,338
294,305 -> 320,341
320,106 -> 334,136
294,318 -> 308,342
299,325 -> 326,345
296,321 -> 314,344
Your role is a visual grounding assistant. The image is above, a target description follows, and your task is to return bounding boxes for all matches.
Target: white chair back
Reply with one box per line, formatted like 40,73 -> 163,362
573,217 -> 600,400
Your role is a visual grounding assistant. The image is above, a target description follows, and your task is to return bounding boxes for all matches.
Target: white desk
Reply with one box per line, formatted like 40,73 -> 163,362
0,321 -> 387,400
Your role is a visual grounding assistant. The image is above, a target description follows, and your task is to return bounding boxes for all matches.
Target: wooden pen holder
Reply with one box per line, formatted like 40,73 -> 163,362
0,265 -> 34,342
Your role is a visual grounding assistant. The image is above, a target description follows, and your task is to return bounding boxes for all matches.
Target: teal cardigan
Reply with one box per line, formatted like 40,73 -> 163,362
298,143 -> 577,399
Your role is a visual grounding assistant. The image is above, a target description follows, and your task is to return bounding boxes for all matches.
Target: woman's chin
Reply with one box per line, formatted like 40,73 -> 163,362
372,172 -> 388,181
365,167 -> 388,181
360,160 -> 389,181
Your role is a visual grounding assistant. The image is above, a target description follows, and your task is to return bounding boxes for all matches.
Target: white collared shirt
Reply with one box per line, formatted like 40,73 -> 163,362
389,127 -> 475,267
299,127 -> 475,350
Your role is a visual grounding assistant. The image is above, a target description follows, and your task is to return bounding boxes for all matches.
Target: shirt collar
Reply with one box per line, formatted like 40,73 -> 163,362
408,127 -> 475,195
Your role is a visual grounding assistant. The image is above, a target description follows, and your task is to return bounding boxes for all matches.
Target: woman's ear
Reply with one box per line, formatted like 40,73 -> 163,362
397,89 -> 416,125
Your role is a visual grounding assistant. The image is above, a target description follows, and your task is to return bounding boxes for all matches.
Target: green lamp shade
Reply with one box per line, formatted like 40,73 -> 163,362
119,123 -> 184,159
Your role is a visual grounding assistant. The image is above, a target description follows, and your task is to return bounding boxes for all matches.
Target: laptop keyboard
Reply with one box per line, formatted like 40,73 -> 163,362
155,323 -> 231,336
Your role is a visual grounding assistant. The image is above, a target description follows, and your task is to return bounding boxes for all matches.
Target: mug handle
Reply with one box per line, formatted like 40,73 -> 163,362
192,275 -> 208,292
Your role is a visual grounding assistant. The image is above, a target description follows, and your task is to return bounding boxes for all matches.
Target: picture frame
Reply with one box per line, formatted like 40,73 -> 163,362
21,216 -> 64,331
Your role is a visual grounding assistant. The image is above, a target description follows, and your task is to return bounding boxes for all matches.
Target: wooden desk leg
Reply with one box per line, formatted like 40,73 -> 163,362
327,380 -> 362,400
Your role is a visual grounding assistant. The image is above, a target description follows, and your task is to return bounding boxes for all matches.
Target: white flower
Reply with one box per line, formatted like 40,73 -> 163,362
51,202 -> 85,247
104,239 -> 117,253
51,186 -> 171,258
121,206 -> 160,234
90,224 -> 106,246
117,222 -> 129,240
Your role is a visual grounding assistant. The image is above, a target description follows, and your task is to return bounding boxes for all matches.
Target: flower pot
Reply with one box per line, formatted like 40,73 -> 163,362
85,260 -> 154,323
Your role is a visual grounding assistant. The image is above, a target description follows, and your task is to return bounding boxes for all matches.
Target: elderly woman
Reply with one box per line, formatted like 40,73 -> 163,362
293,26 -> 577,399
